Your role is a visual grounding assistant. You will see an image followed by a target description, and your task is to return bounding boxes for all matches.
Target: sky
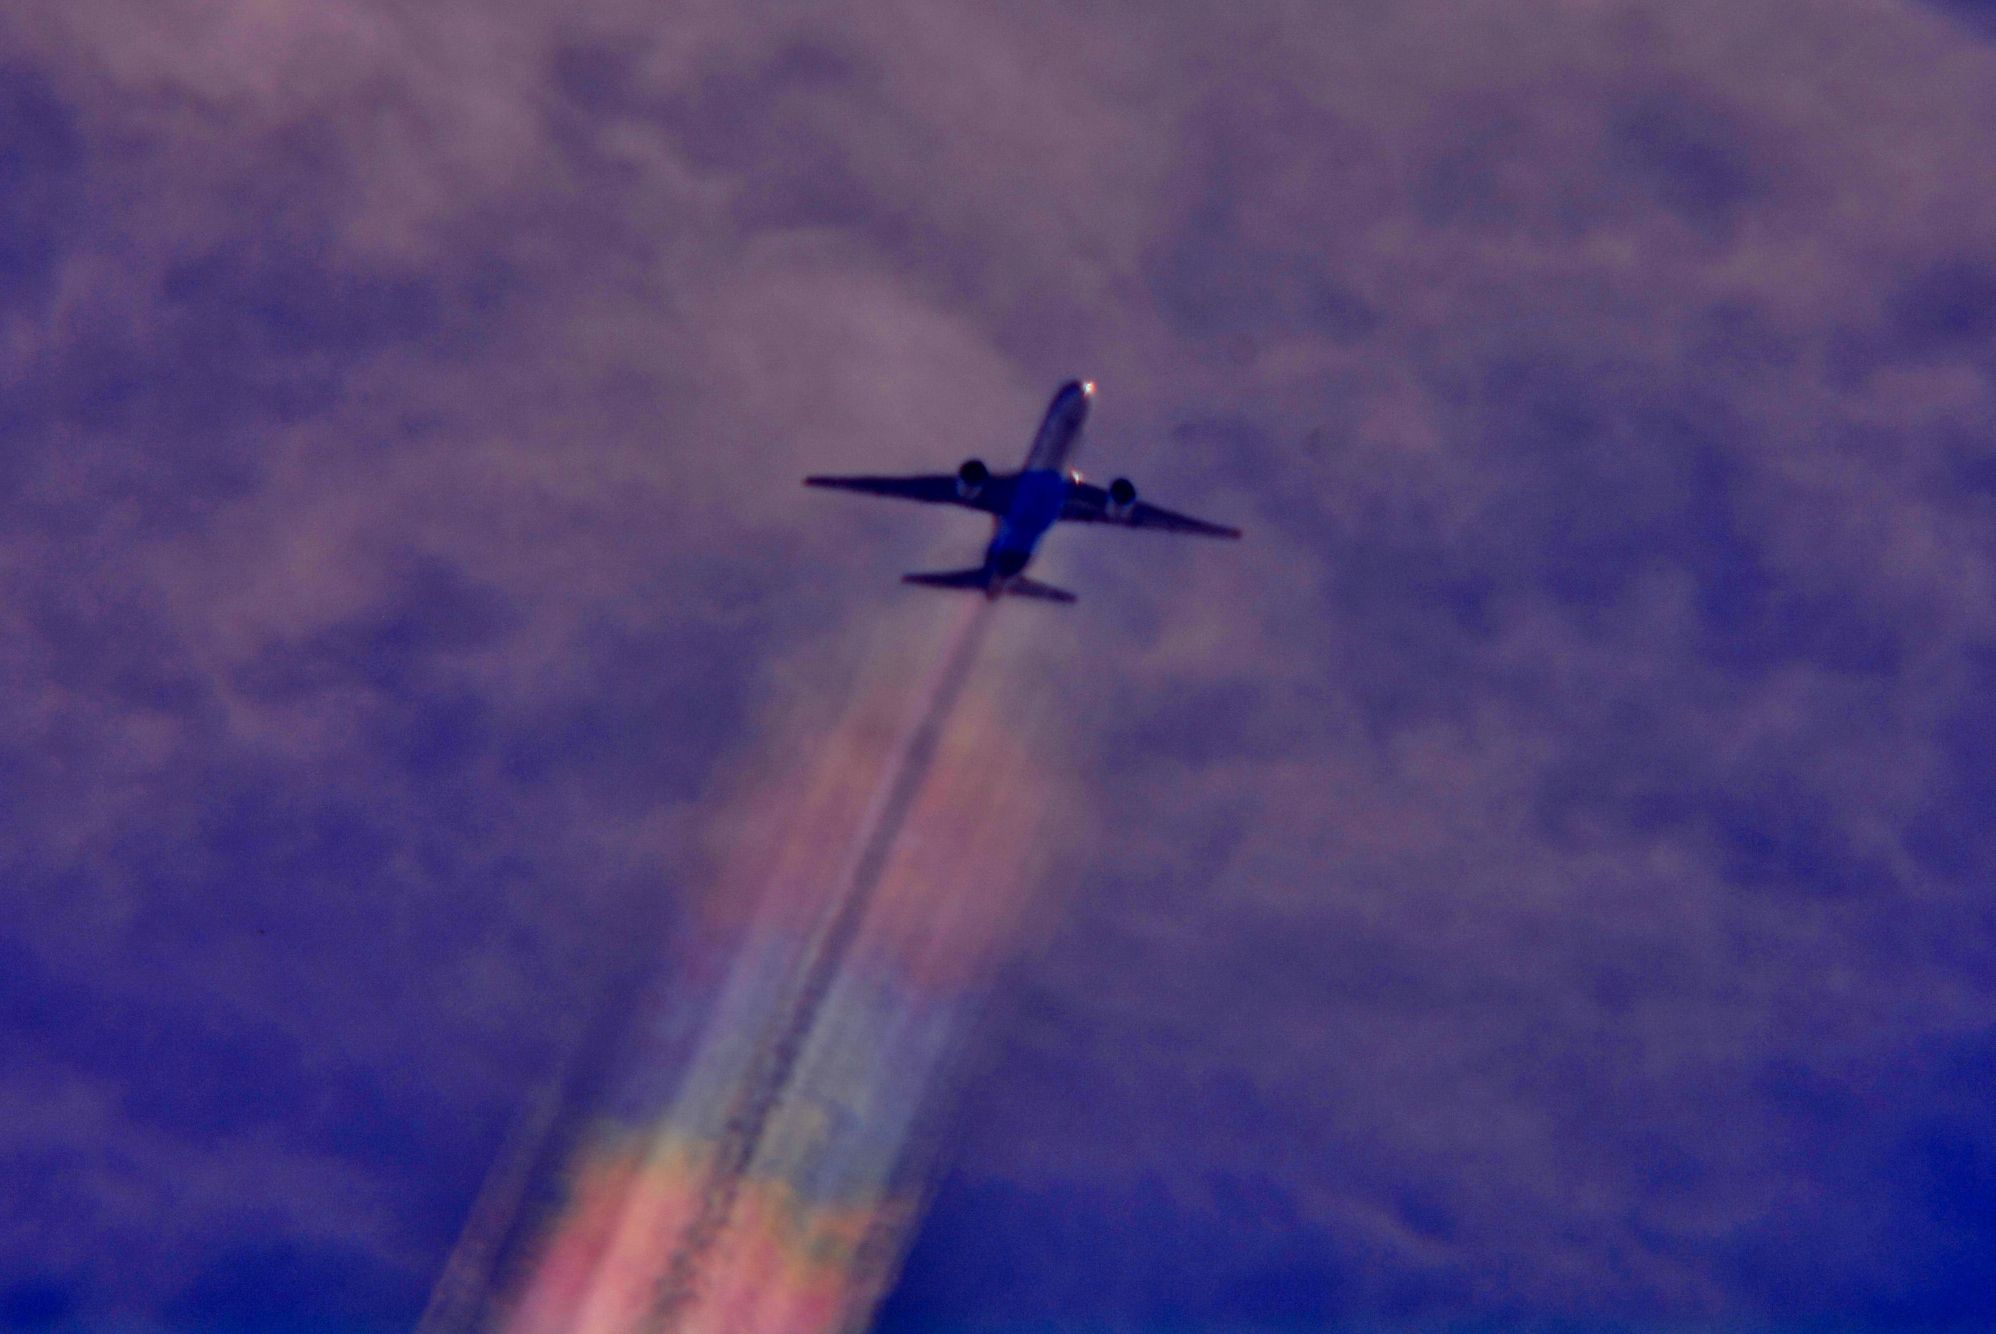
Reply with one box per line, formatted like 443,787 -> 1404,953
4,0 -> 1996,1329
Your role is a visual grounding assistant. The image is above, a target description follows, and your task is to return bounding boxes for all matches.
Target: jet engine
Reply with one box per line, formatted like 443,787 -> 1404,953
1107,476 -> 1138,519
956,458 -> 989,500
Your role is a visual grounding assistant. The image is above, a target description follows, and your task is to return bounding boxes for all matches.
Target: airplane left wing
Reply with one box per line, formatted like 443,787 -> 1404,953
804,473 -> 1014,516
1062,481 -> 1243,539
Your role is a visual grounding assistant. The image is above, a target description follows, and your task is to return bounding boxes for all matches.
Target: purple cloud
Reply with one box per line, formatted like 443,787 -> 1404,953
3,1 -> 1996,1328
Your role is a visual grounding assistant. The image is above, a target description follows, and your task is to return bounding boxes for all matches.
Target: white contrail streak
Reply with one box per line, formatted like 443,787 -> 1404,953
644,599 -> 996,1330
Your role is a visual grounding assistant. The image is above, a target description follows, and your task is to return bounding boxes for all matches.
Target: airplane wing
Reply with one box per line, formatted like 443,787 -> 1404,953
804,472 -> 1015,517
1062,481 -> 1242,539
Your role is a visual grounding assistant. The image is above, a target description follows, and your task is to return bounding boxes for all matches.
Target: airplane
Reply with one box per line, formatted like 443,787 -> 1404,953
804,379 -> 1241,603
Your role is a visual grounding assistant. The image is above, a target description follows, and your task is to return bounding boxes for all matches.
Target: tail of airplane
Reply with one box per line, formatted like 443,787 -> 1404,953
901,568 -> 1076,604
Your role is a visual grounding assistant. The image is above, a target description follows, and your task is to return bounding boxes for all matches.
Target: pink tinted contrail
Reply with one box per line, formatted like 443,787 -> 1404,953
492,589 -> 1073,1332
416,955 -> 671,1334
644,598 -> 996,1326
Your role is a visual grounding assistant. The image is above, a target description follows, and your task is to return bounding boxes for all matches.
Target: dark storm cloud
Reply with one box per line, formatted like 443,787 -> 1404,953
5,0 -> 1996,1328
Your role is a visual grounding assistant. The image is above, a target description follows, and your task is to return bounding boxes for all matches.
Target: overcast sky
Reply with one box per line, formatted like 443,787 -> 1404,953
5,1 -> 1996,1329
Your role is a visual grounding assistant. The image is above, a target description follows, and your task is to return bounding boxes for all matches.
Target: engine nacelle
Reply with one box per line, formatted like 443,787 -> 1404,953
956,458 -> 990,500
1107,476 -> 1138,519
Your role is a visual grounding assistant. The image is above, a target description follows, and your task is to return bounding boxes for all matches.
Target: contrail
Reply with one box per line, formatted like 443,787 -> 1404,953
414,1055 -> 575,1334
418,861 -> 684,1333
644,598 -> 996,1329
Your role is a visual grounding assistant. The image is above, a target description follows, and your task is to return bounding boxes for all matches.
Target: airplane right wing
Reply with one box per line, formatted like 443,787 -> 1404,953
1062,481 -> 1243,539
804,472 -> 1015,516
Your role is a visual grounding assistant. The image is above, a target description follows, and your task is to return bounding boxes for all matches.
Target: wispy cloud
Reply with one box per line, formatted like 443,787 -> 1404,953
4,0 -> 1996,1327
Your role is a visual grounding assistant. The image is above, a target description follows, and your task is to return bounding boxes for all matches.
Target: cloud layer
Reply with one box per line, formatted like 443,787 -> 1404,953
3,0 -> 1996,1327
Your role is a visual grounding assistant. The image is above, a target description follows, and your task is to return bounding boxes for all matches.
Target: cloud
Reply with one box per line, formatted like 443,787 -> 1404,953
3,0 -> 1996,1327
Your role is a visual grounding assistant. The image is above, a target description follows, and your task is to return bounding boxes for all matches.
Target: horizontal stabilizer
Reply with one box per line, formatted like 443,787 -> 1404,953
902,567 -> 991,592
1005,576 -> 1076,604
900,568 -> 1076,604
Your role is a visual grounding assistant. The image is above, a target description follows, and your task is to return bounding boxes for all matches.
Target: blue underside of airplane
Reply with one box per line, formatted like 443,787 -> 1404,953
805,380 -> 1241,605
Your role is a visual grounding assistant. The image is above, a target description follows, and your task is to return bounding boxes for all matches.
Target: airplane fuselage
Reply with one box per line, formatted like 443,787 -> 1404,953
980,379 -> 1093,594
805,375 -> 1239,603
